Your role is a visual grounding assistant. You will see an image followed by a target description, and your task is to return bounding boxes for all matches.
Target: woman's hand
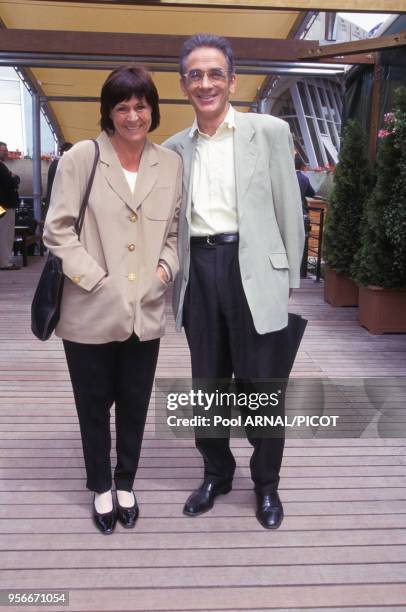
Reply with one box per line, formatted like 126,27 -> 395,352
156,264 -> 169,284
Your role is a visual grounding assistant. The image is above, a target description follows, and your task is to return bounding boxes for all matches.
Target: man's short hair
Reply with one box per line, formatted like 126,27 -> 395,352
295,155 -> 306,171
179,33 -> 235,76
0,142 -> 7,148
100,64 -> 160,133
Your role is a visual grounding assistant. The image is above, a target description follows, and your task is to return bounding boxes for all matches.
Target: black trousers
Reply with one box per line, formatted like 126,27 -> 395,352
63,334 -> 159,494
183,242 -> 290,494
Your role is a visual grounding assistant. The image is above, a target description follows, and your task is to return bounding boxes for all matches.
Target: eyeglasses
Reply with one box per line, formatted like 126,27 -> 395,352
182,68 -> 232,84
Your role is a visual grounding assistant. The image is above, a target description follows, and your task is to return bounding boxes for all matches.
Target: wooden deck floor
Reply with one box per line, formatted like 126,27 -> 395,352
1,256 -> 406,612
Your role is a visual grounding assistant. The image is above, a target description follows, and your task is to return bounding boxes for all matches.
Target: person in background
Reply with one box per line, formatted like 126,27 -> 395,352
164,34 -> 304,529
43,65 -> 182,534
44,142 -> 73,217
295,155 -> 315,211
0,141 -> 21,270
295,155 -> 315,278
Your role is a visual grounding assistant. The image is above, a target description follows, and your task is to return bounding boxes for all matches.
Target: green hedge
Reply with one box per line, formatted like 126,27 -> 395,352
322,120 -> 371,274
352,87 -> 406,288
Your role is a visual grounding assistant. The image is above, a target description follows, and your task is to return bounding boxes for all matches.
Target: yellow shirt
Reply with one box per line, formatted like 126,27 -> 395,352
189,105 -> 238,237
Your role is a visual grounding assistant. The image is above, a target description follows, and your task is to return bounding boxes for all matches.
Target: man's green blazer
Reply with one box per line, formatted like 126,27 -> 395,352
163,110 -> 305,334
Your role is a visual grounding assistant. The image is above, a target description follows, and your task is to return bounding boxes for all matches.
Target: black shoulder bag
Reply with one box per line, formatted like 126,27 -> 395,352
31,140 -> 100,341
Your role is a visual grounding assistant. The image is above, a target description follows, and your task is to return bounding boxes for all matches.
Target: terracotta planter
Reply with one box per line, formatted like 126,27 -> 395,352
358,285 -> 406,334
324,267 -> 358,307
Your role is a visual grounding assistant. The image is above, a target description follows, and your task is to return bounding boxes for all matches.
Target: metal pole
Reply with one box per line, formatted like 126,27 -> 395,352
32,91 -> 42,222
316,208 -> 325,283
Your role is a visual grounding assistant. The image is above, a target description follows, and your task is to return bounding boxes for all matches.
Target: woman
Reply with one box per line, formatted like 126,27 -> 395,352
43,65 -> 182,534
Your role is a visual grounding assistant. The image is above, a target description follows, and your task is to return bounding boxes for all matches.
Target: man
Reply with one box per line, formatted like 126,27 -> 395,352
164,34 -> 304,529
0,141 -> 20,270
295,155 -> 315,278
295,155 -> 315,209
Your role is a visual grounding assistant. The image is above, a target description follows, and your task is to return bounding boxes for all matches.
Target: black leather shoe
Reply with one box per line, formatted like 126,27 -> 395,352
256,491 -> 284,529
183,479 -> 232,516
92,496 -> 117,535
116,492 -> 139,529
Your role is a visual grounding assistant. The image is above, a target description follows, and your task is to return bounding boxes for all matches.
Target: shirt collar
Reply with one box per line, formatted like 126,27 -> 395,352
189,104 -> 236,138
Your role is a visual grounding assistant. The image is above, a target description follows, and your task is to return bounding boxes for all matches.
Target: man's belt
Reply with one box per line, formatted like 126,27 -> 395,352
190,232 -> 239,246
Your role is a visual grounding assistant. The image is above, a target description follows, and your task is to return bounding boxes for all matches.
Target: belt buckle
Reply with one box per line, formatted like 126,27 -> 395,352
206,235 -> 215,246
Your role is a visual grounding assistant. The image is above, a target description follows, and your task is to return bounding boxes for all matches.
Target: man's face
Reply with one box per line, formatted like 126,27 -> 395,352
180,46 -> 236,126
0,144 -> 8,162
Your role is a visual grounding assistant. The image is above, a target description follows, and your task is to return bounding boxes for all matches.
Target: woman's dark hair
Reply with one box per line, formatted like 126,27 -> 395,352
100,64 -> 160,133
179,33 -> 235,76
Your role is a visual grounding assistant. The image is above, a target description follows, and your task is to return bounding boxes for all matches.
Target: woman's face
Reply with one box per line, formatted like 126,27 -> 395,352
110,95 -> 152,146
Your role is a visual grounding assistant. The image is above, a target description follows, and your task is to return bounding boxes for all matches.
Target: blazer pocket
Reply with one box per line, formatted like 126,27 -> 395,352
269,252 -> 290,269
90,274 -> 109,294
143,186 -> 172,221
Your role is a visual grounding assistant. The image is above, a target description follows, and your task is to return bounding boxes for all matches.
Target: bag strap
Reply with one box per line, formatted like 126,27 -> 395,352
74,139 -> 100,237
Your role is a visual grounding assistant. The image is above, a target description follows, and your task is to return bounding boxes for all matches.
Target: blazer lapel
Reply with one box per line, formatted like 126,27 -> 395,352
97,132 -> 133,209
234,112 -> 259,215
177,132 -> 197,224
132,140 -> 158,211
97,133 -> 158,213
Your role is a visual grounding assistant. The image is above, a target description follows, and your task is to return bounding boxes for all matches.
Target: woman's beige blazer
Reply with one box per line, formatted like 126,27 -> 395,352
43,131 -> 182,344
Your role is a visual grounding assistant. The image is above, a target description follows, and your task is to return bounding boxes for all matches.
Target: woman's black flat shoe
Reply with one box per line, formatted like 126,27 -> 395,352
116,493 -> 139,529
93,496 -> 117,535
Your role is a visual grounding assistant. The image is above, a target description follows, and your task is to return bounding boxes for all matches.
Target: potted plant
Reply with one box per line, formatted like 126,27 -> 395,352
322,119 -> 371,306
352,87 -> 406,333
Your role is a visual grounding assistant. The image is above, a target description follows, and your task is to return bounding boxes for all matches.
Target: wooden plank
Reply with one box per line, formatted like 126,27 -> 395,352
1,529 -> 406,551
1,513 -> 406,534
0,487 -> 405,505
0,29 -> 318,62
0,437 -> 404,448
0,476 -> 405,490
31,585 -> 406,611
0,444 -> 404,455
2,544 -> 406,570
1,465 -> 406,477
1,500 -> 405,519
1,454 -> 404,466
31,0 -> 406,11
300,29 -> 406,59
2,562 -> 406,589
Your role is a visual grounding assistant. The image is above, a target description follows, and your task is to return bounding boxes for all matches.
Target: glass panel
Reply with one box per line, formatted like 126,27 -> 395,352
298,81 -> 310,115
307,118 -> 324,167
308,84 -> 321,118
273,89 -> 297,118
325,87 -> 334,108
318,86 -> 327,107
